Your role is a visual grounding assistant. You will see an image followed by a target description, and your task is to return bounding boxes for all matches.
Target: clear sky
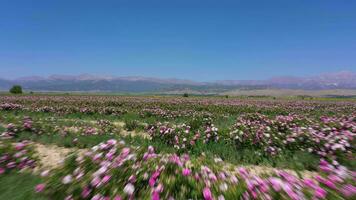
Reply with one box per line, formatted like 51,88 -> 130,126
0,0 -> 355,81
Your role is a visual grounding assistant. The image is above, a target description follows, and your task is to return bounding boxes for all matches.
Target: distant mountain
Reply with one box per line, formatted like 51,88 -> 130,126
0,71 -> 355,93
216,71 -> 356,90
265,71 -> 356,90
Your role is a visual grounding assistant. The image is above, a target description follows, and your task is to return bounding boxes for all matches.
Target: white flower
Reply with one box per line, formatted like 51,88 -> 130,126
214,157 -> 223,163
62,175 -> 73,184
219,183 -> 228,191
331,144 -> 345,151
95,166 -> 107,176
124,183 -> 135,195
332,160 -> 339,166
40,170 -> 50,177
143,172 -> 149,179
218,195 -> 225,200
91,146 -> 99,152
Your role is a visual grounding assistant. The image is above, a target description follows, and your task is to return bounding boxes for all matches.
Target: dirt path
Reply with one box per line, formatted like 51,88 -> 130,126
113,121 -> 150,138
33,143 -> 80,171
241,165 -> 317,179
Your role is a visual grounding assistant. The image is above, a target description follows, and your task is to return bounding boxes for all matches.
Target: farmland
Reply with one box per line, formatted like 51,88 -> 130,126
0,94 -> 355,200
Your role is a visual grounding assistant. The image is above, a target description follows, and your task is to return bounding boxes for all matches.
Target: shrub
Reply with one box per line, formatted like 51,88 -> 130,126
0,141 -> 37,174
9,85 -> 23,94
124,120 -> 139,131
183,93 -> 189,97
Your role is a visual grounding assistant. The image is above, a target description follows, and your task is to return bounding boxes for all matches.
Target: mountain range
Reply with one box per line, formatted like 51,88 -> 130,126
0,71 -> 355,93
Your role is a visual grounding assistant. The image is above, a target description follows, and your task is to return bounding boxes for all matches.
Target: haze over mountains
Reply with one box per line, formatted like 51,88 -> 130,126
0,71 -> 355,93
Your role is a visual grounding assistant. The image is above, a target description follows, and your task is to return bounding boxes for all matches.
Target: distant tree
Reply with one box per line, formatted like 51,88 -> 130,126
225,95 -> 229,98
9,85 -> 23,94
183,93 -> 189,97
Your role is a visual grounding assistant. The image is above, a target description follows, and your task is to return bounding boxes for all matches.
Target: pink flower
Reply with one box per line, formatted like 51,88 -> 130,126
0,167 -> 5,174
155,183 -> 164,193
64,195 -> 73,200
152,191 -> 160,200
314,187 -> 327,198
203,187 -> 213,200
182,154 -> 190,162
238,167 -> 248,177
340,184 -> 356,197
6,162 -> 16,168
129,175 -> 136,183
121,148 -> 130,158
149,170 -> 160,187
81,187 -> 91,198
114,196 -> 122,200
91,176 -> 101,187
101,175 -> 111,184
327,174 -> 342,183
92,194 -> 102,200
323,179 -> 337,189
35,184 -> 45,193
269,177 -> 282,191
149,177 -> 156,187
148,146 -> 155,154
182,168 -> 191,176
15,143 -> 26,151
107,139 -> 117,146
303,178 -> 317,190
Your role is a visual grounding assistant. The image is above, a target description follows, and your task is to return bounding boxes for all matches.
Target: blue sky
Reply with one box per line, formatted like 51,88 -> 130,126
0,0 -> 355,81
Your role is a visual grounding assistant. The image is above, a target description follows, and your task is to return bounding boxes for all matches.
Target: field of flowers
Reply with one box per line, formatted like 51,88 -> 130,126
0,94 -> 355,199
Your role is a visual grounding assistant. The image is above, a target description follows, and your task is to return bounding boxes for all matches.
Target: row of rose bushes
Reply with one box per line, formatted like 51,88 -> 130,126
35,139 -> 356,199
0,140 -> 37,174
146,114 -> 355,165
1,113 -> 355,168
146,117 -> 219,150
1,95 -> 356,118
0,127 -> 354,199
228,114 -> 355,158
0,116 -> 119,139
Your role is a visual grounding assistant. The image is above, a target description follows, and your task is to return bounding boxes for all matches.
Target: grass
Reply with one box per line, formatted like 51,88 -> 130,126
0,125 -> 5,132
0,173 -> 47,200
14,131 -> 120,148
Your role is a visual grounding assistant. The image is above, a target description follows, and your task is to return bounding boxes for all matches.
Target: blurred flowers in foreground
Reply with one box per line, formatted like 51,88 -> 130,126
32,139 -> 355,200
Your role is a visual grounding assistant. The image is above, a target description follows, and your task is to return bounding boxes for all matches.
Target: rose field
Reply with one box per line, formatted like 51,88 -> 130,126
0,94 -> 355,200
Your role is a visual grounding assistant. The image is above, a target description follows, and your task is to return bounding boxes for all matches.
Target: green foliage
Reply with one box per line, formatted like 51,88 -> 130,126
0,173 -> 47,200
124,119 -> 139,131
9,85 -> 23,94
